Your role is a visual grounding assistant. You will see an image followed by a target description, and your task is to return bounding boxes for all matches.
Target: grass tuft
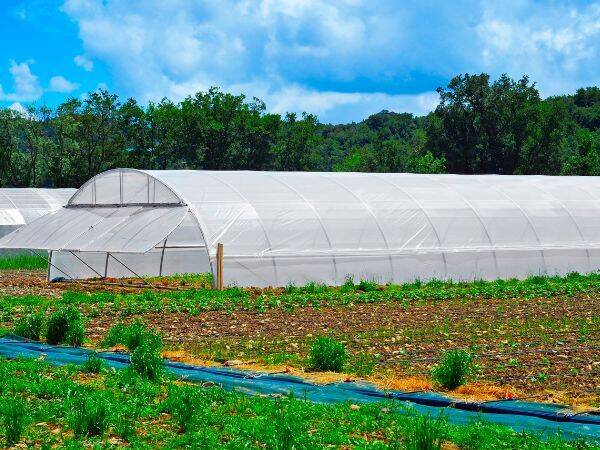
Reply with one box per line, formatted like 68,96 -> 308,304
82,354 -> 104,374
130,340 -> 163,381
309,336 -> 346,372
1,396 -> 28,446
104,321 -> 164,380
68,391 -> 110,437
432,349 -> 474,390
103,319 -> 161,351
404,414 -> 447,450
165,385 -> 202,432
13,312 -> 44,340
357,279 -> 378,292
46,305 -> 84,346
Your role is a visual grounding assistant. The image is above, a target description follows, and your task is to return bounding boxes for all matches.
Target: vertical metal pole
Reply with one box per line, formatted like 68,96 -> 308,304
46,250 -> 53,282
159,237 -> 168,276
216,243 -> 223,290
104,253 -> 110,278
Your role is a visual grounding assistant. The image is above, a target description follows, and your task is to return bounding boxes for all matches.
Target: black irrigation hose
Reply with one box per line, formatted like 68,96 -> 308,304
351,336 -> 600,350
362,334 -> 600,352
378,344 -> 600,364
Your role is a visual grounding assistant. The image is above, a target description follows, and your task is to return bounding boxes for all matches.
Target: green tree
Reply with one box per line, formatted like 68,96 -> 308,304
0,108 -> 22,186
272,112 -> 322,171
428,73 -> 541,174
517,98 -> 573,175
560,128 -> 600,175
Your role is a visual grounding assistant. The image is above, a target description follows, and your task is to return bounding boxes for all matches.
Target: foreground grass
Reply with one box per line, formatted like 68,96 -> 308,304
0,272 -> 599,319
0,357 -> 594,449
0,254 -> 47,270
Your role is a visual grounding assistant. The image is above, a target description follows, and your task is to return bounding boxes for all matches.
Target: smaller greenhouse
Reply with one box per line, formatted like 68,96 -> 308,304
1,168 -> 600,287
0,188 -> 76,254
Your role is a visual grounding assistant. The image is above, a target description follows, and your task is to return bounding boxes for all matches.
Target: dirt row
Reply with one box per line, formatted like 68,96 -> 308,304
84,295 -> 599,404
2,270 -> 599,406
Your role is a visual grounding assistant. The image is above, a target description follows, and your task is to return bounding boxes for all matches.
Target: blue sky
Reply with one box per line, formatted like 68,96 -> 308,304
2,0 -> 600,123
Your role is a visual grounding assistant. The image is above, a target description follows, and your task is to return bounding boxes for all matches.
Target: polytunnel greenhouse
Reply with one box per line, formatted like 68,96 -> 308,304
1,168 -> 600,287
0,188 -> 75,253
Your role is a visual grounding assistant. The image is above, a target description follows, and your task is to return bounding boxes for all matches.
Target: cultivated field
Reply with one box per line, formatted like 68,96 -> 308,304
0,257 -> 598,448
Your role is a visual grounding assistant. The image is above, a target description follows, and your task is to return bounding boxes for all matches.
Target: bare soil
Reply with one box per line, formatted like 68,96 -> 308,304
2,270 -> 599,406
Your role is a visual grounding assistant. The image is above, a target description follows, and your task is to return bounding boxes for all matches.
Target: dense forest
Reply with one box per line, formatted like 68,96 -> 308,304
1,73 -> 600,188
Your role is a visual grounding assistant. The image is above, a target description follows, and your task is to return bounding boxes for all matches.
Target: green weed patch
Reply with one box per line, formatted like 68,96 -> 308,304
0,357 -> 592,448
309,336 -> 346,372
0,254 -> 47,270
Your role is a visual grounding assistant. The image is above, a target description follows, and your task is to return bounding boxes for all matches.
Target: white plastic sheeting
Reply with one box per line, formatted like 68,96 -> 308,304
145,170 -> 600,286
0,188 -> 75,253
0,206 -> 188,253
2,169 -> 600,286
45,207 -> 209,280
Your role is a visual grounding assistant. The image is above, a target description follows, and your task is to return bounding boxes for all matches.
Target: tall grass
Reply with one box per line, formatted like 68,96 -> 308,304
46,305 -> 85,346
404,415 -> 447,450
130,341 -> 163,381
0,254 -> 47,270
102,319 -> 161,351
0,358 -> 589,449
1,396 -> 28,446
309,336 -> 346,372
165,385 -> 203,432
68,391 -> 110,437
104,321 -> 163,380
82,354 -> 105,374
13,312 -> 44,340
432,350 -> 474,390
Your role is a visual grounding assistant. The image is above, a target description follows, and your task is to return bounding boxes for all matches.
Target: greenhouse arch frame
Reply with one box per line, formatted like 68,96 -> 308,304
1,168 -> 600,287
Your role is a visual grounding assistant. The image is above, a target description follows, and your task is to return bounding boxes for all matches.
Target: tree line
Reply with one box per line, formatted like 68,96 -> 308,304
1,73 -> 599,188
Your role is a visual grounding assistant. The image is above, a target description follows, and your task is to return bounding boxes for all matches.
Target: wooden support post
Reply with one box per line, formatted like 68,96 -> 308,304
216,242 -> 224,290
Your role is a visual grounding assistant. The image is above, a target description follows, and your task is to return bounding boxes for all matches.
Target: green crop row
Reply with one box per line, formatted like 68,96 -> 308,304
0,271 -> 599,319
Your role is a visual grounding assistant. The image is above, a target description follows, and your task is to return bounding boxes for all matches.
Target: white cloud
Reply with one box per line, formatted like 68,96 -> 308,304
60,0 -> 600,122
74,54 -> 94,71
60,0 -> 451,122
0,61 -> 81,105
476,2 -> 600,95
257,85 -> 439,123
49,75 -> 79,93
0,60 -> 43,102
